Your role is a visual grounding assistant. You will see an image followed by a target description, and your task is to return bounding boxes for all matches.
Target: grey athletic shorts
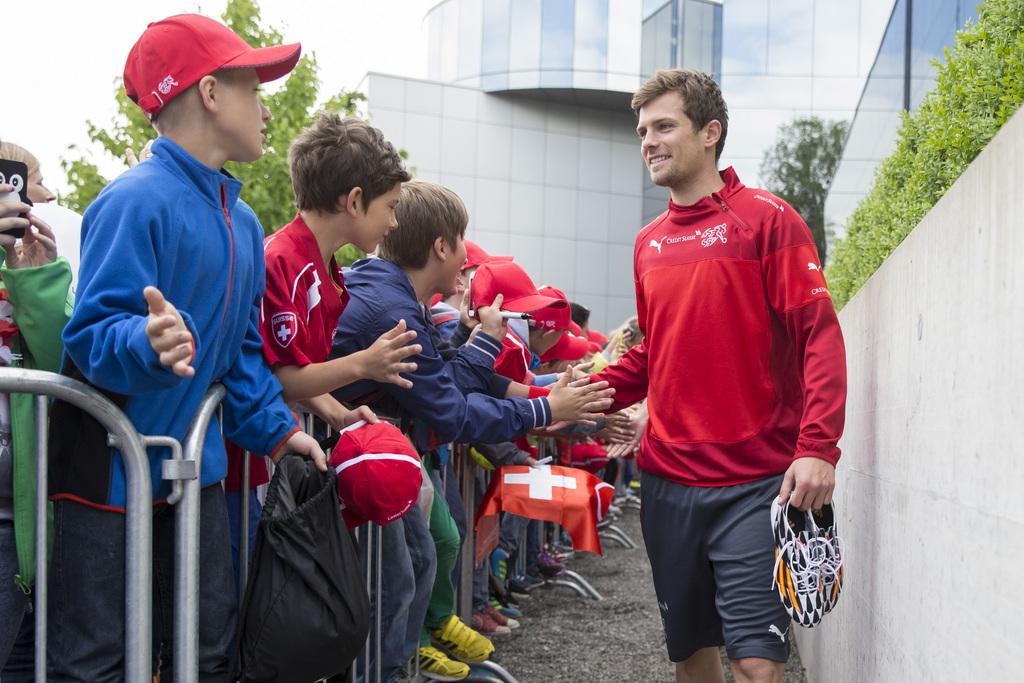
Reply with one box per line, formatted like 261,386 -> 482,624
640,471 -> 791,663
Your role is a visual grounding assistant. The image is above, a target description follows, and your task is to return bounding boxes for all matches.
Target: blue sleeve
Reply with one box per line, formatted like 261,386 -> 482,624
444,331 -> 504,395
62,189 -> 197,394
341,298 -> 551,444
219,244 -> 298,456
532,373 -> 559,387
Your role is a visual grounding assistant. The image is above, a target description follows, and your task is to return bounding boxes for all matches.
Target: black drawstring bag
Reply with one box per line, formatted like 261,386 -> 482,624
238,455 -> 369,683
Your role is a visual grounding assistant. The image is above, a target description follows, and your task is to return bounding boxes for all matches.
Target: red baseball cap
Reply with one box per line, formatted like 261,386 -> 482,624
124,13 -> 302,120
540,320 -> 589,362
463,240 -> 512,272
471,261 -> 567,319
587,328 -> 608,347
532,285 -> 573,331
328,421 -> 423,529
540,330 -> 589,363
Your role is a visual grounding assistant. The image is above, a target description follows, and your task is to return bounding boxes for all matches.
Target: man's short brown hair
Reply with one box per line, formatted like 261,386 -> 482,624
288,112 -> 410,213
631,69 -> 729,161
379,180 -> 467,269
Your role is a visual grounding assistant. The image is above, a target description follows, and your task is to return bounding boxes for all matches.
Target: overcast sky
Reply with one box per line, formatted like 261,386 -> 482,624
6,0 -> 438,195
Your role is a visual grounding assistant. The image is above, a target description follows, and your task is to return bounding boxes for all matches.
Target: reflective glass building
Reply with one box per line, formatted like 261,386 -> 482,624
364,0 -> 897,329
825,0 -> 977,242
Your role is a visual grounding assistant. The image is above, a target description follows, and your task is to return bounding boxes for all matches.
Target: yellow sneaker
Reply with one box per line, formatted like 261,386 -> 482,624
418,645 -> 470,681
430,614 -> 494,663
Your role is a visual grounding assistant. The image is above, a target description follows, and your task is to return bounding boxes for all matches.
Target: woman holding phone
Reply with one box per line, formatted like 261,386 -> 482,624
0,141 -> 70,680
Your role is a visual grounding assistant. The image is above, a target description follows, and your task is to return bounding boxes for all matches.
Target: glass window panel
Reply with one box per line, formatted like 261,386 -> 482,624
682,0 -> 718,74
608,0 -> 643,82
641,1 -> 673,77
721,0 -> 768,75
766,0 -> 814,76
908,0 -> 969,109
855,0 -> 905,113
439,1 -> 459,82
481,0 -> 511,89
457,0 -> 483,84
427,10 -> 443,81
541,0 -> 576,86
509,0 -> 543,76
812,0 -> 860,77
574,0 -> 610,81
643,0 -> 669,19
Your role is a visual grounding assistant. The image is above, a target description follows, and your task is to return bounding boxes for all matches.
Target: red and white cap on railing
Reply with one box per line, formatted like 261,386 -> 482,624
327,420 -> 423,528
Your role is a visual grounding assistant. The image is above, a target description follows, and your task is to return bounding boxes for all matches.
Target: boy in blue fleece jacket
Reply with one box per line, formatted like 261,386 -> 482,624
47,15 -> 326,681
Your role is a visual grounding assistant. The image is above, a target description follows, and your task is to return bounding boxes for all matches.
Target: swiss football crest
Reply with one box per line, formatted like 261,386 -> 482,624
271,312 -> 298,348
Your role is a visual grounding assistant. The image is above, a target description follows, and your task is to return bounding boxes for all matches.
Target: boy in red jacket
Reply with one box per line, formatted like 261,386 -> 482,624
226,112 -> 419,583
593,69 -> 847,683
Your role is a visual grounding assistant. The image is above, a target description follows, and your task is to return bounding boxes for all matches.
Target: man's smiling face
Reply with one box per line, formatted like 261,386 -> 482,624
636,91 -> 712,195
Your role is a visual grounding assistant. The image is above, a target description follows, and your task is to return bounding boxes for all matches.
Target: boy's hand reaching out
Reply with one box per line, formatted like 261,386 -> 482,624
545,371 -> 615,425
144,286 -> 195,378
358,319 -> 421,389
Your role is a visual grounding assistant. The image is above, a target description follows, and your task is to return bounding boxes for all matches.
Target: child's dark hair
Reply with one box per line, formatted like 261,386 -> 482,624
380,180 -> 468,269
288,112 -> 410,213
570,302 -> 591,328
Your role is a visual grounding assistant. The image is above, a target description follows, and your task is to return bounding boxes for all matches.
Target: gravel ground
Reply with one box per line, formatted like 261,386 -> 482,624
490,509 -> 807,683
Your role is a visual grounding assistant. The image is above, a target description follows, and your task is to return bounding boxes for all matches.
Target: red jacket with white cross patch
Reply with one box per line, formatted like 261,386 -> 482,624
594,168 -> 847,487
260,214 -> 349,367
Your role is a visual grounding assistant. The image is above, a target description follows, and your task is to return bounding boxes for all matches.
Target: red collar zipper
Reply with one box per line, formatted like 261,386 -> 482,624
714,195 -> 753,236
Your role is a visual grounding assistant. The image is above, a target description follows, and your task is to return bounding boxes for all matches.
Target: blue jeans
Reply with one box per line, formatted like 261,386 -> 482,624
225,489 -> 261,593
361,506 -> 436,682
47,486 -> 237,682
0,520 -> 32,681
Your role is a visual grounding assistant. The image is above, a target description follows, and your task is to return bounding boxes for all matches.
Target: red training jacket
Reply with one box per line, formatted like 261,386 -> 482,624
594,167 -> 846,487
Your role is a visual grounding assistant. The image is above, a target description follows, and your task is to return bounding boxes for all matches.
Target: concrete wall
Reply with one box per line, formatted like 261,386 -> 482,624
795,108 -> 1024,681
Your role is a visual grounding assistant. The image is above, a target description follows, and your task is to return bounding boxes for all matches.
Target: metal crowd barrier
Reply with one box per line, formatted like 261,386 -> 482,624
171,384 -> 227,683
0,367 -> 154,683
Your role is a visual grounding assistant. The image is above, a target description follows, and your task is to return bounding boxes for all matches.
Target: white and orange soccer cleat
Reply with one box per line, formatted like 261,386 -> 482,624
771,498 -> 845,628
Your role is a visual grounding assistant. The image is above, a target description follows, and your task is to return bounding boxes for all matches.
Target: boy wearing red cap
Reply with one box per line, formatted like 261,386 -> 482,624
49,15 -> 326,681
468,263 -> 572,387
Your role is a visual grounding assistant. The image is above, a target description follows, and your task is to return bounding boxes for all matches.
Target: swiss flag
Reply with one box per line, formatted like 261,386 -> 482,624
474,465 -> 615,565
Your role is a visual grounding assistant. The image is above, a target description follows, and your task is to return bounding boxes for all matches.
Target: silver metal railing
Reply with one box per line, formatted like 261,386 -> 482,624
0,367 -> 154,683
171,384 -> 227,683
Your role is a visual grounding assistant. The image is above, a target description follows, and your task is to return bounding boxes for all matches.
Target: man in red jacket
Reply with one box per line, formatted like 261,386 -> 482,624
593,69 -> 847,683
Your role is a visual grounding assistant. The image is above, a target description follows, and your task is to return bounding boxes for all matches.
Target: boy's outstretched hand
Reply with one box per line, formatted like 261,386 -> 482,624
271,430 -> 328,472
545,370 -> 615,426
144,286 -> 195,378
359,319 -> 421,389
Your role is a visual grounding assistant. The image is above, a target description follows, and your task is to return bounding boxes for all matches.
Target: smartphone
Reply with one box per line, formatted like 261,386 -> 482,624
465,272 -> 476,319
0,159 -> 32,239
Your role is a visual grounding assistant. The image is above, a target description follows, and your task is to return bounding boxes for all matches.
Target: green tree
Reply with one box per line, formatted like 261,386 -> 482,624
758,117 -> 849,263
61,0 -> 364,238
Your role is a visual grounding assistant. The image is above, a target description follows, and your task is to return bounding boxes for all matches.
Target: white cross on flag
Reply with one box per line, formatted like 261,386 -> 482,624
270,311 -> 298,348
474,464 -> 615,565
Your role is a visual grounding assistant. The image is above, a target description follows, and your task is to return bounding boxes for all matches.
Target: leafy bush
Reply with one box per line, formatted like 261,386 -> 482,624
827,0 -> 1024,308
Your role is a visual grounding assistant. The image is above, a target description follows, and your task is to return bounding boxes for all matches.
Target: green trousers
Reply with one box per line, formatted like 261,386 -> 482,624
421,457 -> 462,645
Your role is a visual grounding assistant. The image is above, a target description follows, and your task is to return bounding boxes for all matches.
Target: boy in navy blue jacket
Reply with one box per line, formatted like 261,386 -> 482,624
332,180 -> 613,680
48,15 -> 326,681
